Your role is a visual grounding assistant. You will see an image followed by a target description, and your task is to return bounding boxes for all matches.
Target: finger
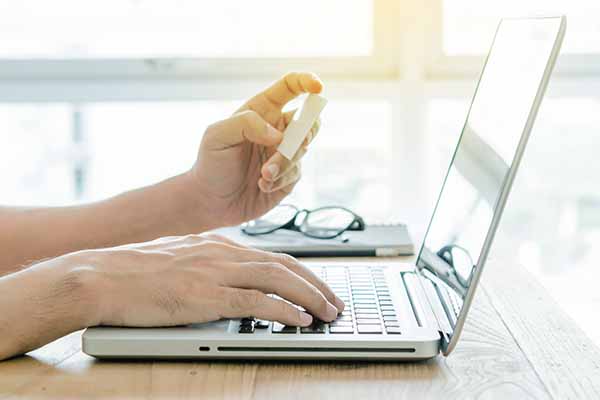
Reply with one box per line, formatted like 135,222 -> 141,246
206,110 -> 283,149
260,152 -> 290,182
262,72 -> 323,108
218,246 -> 344,312
260,118 -> 319,182
266,178 -> 300,204
279,108 -> 296,130
259,155 -> 296,186
304,117 -> 321,146
226,262 -> 339,322
258,164 -> 301,193
276,179 -> 299,196
270,253 -> 345,312
218,287 -> 313,326
271,167 -> 301,193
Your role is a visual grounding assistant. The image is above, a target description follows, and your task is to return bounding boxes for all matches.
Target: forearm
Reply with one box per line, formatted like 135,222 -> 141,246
0,171 -> 212,273
0,255 -> 98,361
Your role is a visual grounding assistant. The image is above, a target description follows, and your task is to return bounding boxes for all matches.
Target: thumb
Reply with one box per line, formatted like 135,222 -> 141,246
207,110 -> 283,149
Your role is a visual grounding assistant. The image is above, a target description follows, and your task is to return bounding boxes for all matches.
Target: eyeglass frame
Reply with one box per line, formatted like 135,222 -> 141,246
241,204 -> 366,239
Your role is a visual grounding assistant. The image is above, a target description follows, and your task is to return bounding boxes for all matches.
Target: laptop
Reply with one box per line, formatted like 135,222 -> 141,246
82,16 -> 566,360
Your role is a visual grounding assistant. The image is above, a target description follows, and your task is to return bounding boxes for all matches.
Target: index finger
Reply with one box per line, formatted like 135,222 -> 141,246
262,72 -> 323,108
226,246 -> 345,312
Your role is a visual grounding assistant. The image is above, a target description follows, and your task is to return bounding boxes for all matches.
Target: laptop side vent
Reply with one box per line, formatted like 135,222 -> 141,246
216,347 -> 416,353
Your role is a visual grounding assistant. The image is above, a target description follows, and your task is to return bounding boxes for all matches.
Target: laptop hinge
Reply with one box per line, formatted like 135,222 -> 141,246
414,269 -> 454,337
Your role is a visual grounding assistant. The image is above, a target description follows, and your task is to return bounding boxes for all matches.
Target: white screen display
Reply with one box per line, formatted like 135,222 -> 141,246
417,18 -> 562,335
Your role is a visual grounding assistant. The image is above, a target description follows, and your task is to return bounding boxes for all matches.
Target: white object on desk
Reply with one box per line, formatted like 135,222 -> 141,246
277,94 -> 327,160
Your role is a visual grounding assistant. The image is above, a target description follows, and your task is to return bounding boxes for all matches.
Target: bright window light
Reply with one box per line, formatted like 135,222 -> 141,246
443,0 -> 600,55
0,0 -> 373,58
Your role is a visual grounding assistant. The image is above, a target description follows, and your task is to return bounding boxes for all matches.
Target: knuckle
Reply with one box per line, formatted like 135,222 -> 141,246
255,262 -> 286,281
201,233 -> 228,243
198,240 -> 225,251
283,71 -> 298,82
205,121 -> 220,137
283,72 -> 300,94
181,234 -> 201,244
228,289 -> 263,311
315,294 -> 330,314
294,307 -> 305,323
240,109 -> 259,124
276,253 -> 297,266
277,301 -> 295,321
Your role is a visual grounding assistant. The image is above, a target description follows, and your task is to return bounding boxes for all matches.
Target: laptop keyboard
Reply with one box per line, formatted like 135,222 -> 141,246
237,266 -> 401,335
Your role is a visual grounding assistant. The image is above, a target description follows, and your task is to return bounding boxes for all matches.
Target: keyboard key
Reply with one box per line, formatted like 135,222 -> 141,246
354,305 -> 377,310
301,325 -> 326,334
382,311 -> 397,317
380,305 -> 395,311
239,324 -> 255,334
386,327 -> 402,334
385,322 -> 400,327
330,327 -> 354,334
357,318 -> 382,325
329,320 -> 354,326
354,301 -> 377,308
254,320 -> 270,329
356,313 -> 380,319
352,294 -> 376,299
383,316 -> 399,322
354,309 -> 378,314
358,325 -> 382,334
272,323 -> 297,334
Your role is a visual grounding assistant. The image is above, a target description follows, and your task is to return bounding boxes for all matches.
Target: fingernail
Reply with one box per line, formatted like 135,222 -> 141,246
333,295 -> 345,312
266,164 -> 279,180
300,312 -> 313,326
325,303 -> 338,321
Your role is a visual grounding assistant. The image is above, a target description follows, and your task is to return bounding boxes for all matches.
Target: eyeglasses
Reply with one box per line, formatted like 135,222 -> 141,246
241,204 -> 366,239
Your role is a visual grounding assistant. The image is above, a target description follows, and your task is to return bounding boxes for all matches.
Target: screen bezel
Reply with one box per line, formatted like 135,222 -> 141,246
413,16 -> 567,356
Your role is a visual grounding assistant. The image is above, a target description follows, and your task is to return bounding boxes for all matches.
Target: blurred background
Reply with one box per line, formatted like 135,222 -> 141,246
1,1 -> 599,344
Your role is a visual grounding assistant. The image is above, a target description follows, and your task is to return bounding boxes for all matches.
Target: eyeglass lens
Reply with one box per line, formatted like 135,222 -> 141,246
242,204 -> 298,234
301,207 -> 357,238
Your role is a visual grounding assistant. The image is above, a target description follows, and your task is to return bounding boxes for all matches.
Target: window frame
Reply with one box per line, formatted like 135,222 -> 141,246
0,0 -> 402,82
425,0 -> 600,79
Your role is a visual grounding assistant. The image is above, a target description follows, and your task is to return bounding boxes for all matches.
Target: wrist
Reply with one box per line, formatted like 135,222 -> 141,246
0,254 -> 104,359
50,252 -> 105,328
167,170 -> 222,233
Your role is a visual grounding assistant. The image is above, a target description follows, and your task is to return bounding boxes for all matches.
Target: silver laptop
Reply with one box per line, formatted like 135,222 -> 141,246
82,16 -> 566,360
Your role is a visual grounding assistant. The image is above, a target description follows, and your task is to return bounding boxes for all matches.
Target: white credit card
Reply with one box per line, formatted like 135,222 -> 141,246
277,94 -> 327,160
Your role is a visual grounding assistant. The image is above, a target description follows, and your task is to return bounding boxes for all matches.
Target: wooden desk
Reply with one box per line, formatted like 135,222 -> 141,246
1,258 -> 599,399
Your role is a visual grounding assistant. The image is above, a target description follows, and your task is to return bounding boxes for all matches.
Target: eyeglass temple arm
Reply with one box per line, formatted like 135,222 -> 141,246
349,216 -> 366,231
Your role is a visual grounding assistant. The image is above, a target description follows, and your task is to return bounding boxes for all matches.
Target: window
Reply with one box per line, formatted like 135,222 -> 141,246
2,1 -> 600,345
0,0 -> 395,80
443,0 -> 600,55
0,1 -> 373,59
0,104 -> 74,205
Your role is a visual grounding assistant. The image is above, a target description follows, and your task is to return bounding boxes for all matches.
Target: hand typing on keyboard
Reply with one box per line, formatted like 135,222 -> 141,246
1,229 -> 345,361
238,266 -> 402,335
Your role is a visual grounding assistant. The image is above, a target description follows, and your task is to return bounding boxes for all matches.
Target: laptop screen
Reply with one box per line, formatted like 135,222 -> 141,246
416,17 -> 563,344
